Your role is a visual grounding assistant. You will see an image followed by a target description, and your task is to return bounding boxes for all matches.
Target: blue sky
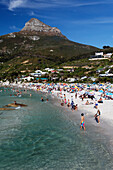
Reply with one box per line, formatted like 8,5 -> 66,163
0,0 -> 113,48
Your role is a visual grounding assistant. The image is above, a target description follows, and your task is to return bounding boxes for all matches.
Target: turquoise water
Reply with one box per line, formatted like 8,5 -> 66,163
0,87 -> 113,170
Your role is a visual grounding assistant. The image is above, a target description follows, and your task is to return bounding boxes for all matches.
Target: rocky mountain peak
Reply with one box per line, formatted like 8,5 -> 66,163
20,18 -> 65,37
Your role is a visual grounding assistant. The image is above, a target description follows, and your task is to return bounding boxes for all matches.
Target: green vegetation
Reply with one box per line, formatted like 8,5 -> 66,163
0,32 -> 113,83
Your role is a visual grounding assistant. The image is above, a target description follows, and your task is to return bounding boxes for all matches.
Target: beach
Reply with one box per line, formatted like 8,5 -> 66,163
0,82 -> 113,169
1,81 -> 113,135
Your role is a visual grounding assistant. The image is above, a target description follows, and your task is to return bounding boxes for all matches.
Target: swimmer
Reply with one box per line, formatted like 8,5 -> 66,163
14,101 -> 17,104
41,97 -> 44,102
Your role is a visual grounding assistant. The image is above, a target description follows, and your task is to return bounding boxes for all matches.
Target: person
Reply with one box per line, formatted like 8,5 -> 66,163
67,99 -> 70,107
64,94 -> 66,99
94,102 -> 98,109
71,100 -> 74,111
91,95 -> 94,100
81,95 -> 84,101
80,113 -> 86,130
94,109 -> 101,123
98,97 -> 103,103
61,99 -> 64,106
14,101 -> 17,104
64,98 -> 67,104
41,97 -> 44,102
85,100 -> 90,105
74,104 -> 78,111
75,93 -> 77,99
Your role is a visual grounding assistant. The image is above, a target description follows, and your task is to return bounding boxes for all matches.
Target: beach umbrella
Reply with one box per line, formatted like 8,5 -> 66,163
99,90 -> 103,93
74,86 -> 78,88
99,84 -> 103,86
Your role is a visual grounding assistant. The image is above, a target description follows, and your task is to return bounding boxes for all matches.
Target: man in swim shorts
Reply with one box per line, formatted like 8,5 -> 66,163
80,113 -> 86,130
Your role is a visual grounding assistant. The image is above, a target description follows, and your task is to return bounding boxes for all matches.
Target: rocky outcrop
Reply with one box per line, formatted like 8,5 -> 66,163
28,36 -> 40,41
0,39 -> 3,43
8,33 -> 16,38
20,18 -> 66,38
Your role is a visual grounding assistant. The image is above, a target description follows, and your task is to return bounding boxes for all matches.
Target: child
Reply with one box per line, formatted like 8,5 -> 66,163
80,113 -> 86,130
85,100 -> 90,105
94,109 -> 101,123
94,102 -> 98,109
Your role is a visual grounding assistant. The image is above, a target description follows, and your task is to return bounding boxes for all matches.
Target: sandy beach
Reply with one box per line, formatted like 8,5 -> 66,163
52,87 -> 113,122
1,82 -> 113,169
1,82 -> 113,128
1,82 -> 113,126
1,81 -> 113,133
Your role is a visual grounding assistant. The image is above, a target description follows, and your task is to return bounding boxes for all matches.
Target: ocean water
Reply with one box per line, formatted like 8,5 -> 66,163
0,87 -> 113,170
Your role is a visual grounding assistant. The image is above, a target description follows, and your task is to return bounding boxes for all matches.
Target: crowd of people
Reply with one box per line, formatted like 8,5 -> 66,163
1,82 -> 113,131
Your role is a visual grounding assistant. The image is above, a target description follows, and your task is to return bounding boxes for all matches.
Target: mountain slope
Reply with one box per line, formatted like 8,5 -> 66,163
0,18 -> 99,78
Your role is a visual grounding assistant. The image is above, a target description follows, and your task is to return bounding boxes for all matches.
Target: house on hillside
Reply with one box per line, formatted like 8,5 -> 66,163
35,70 -> 47,75
66,78 -> 77,82
99,73 -> 113,77
103,53 -> 112,58
95,52 -> 103,56
21,76 -> 34,81
44,68 -> 54,72
30,70 -> 48,77
89,52 -> 112,60
81,76 -> 87,80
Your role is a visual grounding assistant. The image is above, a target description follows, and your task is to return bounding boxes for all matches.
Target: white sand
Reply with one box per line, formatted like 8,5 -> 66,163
52,90 -> 113,127
1,81 -> 113,136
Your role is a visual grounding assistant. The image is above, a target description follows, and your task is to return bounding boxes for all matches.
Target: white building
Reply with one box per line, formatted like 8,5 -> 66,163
99,73 -> 113,77
103,53 -> 112,58
21,76 -> 34,81
95,52 -> 103,56
35,70 -> 47,75
66,78 -> 76,82
44,68 -> 54,72
30,70 -> 48,77
81,76 -> 87,80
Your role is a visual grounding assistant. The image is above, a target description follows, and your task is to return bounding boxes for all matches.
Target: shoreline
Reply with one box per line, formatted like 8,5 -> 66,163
51,93 -> 113,157
1,82 -> 113,154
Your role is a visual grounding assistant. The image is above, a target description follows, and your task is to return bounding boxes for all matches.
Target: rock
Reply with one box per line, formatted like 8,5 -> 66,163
20,18 -> 66,38
28,36 -> 40,41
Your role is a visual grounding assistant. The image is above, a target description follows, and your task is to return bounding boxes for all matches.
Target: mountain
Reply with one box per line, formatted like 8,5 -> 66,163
0,18 -> 99,79
20,18 -> 66,38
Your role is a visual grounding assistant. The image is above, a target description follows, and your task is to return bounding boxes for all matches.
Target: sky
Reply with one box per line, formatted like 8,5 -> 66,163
0,0 -> 113,48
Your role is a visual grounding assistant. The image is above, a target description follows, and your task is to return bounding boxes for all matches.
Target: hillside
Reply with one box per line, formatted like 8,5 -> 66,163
0,18 -> 99,79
